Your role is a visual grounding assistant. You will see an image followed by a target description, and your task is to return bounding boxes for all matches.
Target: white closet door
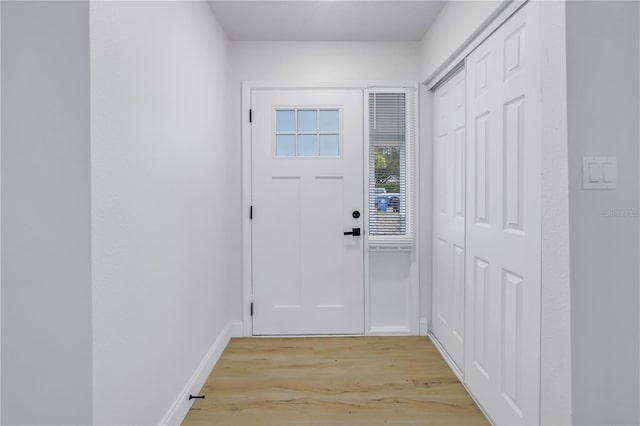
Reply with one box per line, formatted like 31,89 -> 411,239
464,3 -> 541,425
432,69 -> 466,371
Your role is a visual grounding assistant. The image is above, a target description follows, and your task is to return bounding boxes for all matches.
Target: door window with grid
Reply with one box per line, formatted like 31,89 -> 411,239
275,109 -> 340,157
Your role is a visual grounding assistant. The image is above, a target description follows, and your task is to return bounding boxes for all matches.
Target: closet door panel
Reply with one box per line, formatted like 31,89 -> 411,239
464,3 -> 541,425
432,69 -> 466,371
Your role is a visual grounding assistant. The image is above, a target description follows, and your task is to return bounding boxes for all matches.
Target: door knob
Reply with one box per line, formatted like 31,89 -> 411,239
344,228 -> 361,236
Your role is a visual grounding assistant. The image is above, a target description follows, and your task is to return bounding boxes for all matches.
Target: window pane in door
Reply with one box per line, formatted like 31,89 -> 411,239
297,110 -> 317,132
276,135 -> 296,156
320,134 -> 339,156
276,110 -> 295,132
319,110 -> 339,132
298,134 -> 318,156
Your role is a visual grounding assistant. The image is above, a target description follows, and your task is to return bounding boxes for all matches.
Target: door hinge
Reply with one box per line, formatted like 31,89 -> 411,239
250,302 -> 254,316
250,205 -> 253,219
249,109 -> 252,123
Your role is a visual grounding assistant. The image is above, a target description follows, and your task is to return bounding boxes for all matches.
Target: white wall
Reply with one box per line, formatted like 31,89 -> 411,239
90,2 -> 234,424
1,1 -> 92,424
231,41 -> 421,332
566,2 -> 640,424
419,1 -> 503,81
231,42 -> 420,84
538,2 -> 573,424
0,3 -> 4,421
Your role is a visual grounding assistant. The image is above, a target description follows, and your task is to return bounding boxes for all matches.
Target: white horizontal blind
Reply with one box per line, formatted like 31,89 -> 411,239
368,88 -> 416,249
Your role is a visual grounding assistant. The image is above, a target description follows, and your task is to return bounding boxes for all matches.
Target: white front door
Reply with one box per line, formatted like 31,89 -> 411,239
464,3 -> 541,425
432,68 -> 466,372
251,89 -> 364,335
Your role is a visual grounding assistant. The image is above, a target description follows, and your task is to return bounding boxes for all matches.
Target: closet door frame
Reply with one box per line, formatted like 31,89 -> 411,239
425,1 -> 572,424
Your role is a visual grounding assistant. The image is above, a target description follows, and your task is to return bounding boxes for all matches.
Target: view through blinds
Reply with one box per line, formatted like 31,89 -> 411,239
368,89 -> 415,249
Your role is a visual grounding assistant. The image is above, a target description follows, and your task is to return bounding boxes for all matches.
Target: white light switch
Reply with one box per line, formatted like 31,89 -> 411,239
588,162 -> 602,182
602,161 -> 616,183
583,156 -> 616,189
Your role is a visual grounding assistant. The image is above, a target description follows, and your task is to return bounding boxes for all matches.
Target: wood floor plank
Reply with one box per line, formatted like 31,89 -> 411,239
182,336 -> 488,426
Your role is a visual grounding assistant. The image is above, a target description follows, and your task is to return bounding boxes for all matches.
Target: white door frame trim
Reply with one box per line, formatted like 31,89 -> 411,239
241,81 -> 418,337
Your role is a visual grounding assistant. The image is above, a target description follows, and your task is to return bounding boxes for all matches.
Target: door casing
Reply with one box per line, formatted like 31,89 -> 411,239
241,81 -> 420,337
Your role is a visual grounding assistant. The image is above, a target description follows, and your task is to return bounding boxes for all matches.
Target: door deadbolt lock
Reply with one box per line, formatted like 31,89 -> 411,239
352,210 -> 360,219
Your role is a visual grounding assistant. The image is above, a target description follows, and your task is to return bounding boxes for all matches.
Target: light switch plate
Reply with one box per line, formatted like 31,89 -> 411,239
583,156 -> 616,189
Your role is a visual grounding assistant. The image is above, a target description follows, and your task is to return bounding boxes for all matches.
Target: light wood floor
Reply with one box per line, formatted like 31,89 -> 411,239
182,336 -> 488,426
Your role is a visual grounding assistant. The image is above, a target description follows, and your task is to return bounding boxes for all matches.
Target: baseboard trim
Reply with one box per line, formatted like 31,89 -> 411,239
367,326 -> 412,336
427,333 -> 463,382
427,333 -> 494,425
160,321 -> 232,426
419,318 -> 429,336
230,320 -> 243,337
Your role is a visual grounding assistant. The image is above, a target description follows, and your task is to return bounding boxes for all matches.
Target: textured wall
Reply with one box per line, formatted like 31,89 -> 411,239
90,2 -> 233,424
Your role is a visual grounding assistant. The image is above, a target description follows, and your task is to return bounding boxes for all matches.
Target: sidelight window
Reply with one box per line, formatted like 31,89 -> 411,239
368,89 -> 416,249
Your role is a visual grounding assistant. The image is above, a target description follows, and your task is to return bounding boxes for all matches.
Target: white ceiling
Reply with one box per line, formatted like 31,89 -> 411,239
208,1 -> 446,42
